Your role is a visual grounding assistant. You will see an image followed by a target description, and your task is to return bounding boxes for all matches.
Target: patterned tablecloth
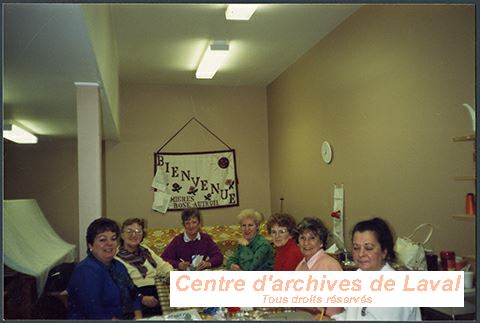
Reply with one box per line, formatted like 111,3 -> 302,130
142,306 -> 315,320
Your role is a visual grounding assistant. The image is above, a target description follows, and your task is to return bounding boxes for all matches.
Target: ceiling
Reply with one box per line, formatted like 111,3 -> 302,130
3,3 -> 361,138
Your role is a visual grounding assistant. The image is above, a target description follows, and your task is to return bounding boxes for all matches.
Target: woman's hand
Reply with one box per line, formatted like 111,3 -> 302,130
134,309 -> 143,320
325,307 -> 343,317
230,263 -> 241,271
141,295 -> 159,308
238,238 -> 249,246
178,260 -> 191,271
196,260 -> 212,271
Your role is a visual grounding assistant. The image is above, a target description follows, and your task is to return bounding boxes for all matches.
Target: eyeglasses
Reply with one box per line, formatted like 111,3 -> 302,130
271,229 -> 288,235
124,229 -> 143,236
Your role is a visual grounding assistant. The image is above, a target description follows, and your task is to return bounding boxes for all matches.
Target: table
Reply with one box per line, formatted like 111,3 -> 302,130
423,288 -> 476,320
141,308 -> 315,321
256,310 -> 315,321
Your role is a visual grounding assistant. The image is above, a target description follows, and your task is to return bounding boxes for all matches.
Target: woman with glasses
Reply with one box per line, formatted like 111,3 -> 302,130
161,208 -> 223,270
115,218 -> 173,317
266,213 -> 303,271
67,218 -> 142,319
331,217 -> 421,321
226,208 -> 274,271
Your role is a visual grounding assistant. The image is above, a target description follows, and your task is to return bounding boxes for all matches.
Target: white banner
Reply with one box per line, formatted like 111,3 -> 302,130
153,150 -> 239,211
170,271 -> 465,308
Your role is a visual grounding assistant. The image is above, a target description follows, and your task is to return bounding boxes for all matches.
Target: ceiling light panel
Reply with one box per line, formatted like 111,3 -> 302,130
196,41 -> 230,79
225,4 -> 257,21
3,124 -> 38,144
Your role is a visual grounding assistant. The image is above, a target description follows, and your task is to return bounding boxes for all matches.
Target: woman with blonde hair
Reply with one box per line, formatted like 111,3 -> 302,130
226,209 -> 274,271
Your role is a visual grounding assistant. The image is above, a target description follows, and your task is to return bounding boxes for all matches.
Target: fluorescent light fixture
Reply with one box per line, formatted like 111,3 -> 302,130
3,124 -> 38,144
195,41 -> 230,79
225,4 -> 257,20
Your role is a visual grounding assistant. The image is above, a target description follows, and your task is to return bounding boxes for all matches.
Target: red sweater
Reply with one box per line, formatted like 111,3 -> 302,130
274,238 -> 303,271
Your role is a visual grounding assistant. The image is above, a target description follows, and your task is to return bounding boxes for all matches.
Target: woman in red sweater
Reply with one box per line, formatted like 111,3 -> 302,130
266,213 -> 303,271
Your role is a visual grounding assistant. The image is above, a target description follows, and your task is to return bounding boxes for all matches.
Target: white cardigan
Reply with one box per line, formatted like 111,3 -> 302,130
331,263 -> 422,321
115,244 -> 173,288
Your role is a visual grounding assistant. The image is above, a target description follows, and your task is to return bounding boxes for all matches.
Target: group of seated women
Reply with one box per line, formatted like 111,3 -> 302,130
66,208 -> 421,320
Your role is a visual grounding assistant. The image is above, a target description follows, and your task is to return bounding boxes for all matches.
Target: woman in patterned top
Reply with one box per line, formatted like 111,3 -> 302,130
226,208 -> 274,271
116,218 -> 173,317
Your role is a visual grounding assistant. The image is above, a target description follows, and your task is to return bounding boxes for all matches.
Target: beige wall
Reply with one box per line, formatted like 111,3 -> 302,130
4,4 -> 475,261
104,83 -> 271,229
82,4 -> 120,140
3,139 -> 79,249
267,4 -> 475,256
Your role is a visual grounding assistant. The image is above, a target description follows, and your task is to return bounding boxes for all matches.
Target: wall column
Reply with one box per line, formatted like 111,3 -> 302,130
75,82 -> 102,260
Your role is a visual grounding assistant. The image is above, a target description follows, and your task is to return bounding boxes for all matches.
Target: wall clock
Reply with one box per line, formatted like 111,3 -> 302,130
321,141 -> 333,164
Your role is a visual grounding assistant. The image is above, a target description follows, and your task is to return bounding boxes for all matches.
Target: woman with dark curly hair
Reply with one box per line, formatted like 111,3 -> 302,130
67,218 -> 142,319
331,217 -> 421,321
294,217 -> 342,318
294,217 -> 342,271
266,213 -> 303,271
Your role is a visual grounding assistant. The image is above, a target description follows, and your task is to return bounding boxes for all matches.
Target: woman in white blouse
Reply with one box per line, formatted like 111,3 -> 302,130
332,217 -> 421,321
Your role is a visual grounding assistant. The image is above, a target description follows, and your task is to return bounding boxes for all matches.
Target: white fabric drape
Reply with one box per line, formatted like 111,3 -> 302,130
4,199 -> 76,295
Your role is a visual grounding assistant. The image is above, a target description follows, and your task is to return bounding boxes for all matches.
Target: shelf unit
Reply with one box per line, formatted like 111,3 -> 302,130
452,134 -> 475,142
451,214 -> 475,221
452,133 -> 476,222
454,175 -> 476,181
